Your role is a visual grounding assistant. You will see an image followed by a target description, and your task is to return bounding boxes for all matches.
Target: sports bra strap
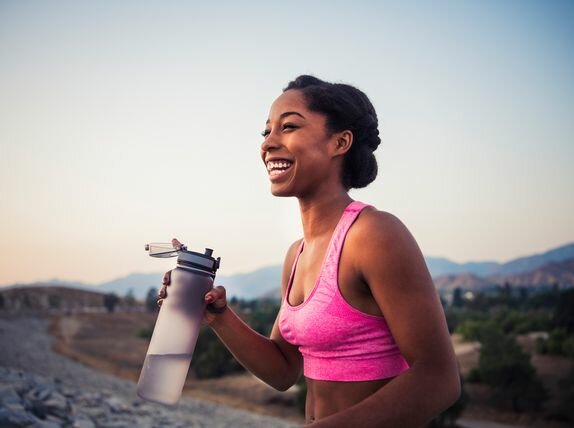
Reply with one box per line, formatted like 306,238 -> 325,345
318,201 -> 371,290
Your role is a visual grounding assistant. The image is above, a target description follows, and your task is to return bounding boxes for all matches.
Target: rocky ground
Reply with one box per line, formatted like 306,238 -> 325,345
0,317 -> 299,428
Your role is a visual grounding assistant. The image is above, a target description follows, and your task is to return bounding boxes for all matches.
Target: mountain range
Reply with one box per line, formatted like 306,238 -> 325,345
4,242 -> 574,300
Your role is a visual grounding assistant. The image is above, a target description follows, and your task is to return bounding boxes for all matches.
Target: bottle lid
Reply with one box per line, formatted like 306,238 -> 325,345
145,243 -> 183,258
177,248 -> 221,277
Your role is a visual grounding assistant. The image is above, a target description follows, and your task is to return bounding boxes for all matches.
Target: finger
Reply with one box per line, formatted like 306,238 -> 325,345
213,285 -> 226,298
162,270 -> 171,285
157,298 -> 163,307
205,286 -> 226,303
158,285 -> 167,299
171,238 -> 183,249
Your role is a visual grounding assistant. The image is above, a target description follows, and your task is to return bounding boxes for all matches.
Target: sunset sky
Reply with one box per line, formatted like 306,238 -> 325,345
1,0 -> 573,286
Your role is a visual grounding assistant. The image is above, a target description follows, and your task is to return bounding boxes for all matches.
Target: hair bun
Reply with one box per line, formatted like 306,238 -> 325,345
352,114 -> 381,151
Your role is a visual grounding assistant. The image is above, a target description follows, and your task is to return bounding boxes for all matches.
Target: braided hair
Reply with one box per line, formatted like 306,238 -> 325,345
284,75 -> 381,190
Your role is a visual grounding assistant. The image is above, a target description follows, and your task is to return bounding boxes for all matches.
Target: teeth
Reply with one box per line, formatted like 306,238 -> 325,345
266,160 -> 293,171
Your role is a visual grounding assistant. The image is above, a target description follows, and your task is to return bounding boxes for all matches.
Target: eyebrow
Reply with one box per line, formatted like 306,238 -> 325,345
266,111 -> 306,124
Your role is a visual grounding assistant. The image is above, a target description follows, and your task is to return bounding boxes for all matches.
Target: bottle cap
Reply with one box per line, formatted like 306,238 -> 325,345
177,248 -> 221,277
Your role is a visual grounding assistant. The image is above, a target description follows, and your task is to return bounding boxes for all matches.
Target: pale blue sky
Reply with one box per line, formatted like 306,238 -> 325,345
1,0 -> 573,285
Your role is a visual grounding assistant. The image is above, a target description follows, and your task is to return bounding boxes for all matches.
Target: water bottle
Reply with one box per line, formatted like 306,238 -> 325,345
137,242 -> 221,406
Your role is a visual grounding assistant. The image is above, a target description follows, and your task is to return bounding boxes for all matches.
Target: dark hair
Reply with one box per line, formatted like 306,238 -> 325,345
283,75 -> 381,190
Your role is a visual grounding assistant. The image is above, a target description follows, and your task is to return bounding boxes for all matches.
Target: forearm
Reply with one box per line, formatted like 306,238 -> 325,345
208,308 -> 300,390
312,362 -> 461,427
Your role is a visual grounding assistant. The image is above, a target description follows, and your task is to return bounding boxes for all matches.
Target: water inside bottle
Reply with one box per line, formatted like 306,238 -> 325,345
137,353 -> 192,406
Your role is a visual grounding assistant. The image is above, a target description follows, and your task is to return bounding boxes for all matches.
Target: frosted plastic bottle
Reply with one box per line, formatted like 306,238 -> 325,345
137,244 -> 221,406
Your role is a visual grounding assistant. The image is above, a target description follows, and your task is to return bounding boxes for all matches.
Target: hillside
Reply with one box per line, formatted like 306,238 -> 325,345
0,286 -> 136,314
487,258 -> 574,288
3,242 -> 574,300
432,272 -> 494,292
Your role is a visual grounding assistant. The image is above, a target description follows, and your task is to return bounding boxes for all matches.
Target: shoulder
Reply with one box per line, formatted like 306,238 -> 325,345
351,206 -> 414,251
349,206 -> 430,286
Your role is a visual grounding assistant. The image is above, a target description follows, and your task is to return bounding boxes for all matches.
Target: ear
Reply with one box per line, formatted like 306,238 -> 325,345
333,130 -> 353,156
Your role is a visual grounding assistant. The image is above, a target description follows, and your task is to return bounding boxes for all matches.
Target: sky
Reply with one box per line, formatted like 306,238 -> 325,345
1,0 -> 573,286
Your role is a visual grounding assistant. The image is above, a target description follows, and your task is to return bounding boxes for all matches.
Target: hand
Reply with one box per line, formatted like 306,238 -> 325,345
203,285 -> 228,325
157,270 -> 172,307
171,237 -> 184,251
157,238 -> 183,306
158,274 -> 227,322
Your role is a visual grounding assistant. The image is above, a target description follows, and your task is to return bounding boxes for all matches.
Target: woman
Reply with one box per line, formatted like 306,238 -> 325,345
161,75 -> 460,427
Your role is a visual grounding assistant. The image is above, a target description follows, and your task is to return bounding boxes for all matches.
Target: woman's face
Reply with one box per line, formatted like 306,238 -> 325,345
260,90 -> 340,198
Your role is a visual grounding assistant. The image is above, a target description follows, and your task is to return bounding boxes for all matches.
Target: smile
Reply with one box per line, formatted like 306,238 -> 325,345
266,160 -> 294,179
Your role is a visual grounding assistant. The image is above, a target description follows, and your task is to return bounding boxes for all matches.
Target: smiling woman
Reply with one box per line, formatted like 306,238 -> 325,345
161,75 -> 461,427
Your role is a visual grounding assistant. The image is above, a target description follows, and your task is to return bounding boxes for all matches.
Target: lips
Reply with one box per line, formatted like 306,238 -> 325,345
265,159 -> 294,180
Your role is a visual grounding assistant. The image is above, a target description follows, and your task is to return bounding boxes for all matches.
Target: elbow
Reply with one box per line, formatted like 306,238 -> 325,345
269,373 -> 299,392
273,382 -> 294,392
442,368 -> 462,410
447,374 -> 462,407
422,360 -> 462,411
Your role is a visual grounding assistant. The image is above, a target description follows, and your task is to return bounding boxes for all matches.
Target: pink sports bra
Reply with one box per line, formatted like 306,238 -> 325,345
278,201 -> 410,381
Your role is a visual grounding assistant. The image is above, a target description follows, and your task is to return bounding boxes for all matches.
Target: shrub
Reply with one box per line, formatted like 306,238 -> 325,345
103,293 -> 120,313
455,320 -> 488,342
556,363 -> 574,423
537,329 -> 574,358
477,328 -> 548,413
192,328 -> 243,378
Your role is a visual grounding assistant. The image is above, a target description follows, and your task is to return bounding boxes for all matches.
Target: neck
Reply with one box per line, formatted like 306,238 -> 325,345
298,190 -> 353,243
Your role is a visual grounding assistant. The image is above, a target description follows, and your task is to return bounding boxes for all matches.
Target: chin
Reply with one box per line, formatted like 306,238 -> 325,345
270,188 -> 293,197
269,184 -> 296,198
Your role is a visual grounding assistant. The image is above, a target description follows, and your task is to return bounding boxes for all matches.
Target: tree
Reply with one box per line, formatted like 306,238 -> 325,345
554,288 -> 574,333
192,328 -> 243,378
124,288 -> 137,311
145,287 -> 159,313
556,362 -> 574,423
476,327 -> 548,413
103,293 -> 120,313
452,288 -> 465,308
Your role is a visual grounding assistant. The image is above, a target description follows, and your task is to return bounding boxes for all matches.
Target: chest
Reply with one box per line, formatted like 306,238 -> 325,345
287,238 -> 372,310
288,241 -> 328,306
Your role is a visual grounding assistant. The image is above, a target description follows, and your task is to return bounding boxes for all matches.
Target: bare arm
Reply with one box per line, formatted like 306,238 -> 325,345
313,212 -> 460,427
206,240 -> 303,391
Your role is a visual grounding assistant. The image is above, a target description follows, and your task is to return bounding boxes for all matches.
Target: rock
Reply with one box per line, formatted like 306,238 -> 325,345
132,415 -> 154,428
41,392 -> 69,418
0,405 -> 41,427
104,396 -> 129,413
0,317 -> 299,428
71,414 -> 96,428
0,384 -> 21,406
36,418 -> 64,428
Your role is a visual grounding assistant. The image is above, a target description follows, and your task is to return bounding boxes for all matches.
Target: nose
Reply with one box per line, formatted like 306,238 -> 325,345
260,132 -> 281,153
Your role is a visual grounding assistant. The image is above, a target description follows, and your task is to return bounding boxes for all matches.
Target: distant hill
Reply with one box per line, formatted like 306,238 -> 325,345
432,272 -> 495,292
488,242 -> 574,276
0,286 -> 113,314
487,258 -> 574,288
97,272 -> 164,299
218,265 -> 283,299
425,242 -> 574,278
424,257 -> 500,277
82,266 -> 286,300
3,242 -> 573,300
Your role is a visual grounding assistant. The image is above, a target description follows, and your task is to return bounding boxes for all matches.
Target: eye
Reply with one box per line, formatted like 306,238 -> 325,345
261,129 -> 270,137
282,123 -> 299,132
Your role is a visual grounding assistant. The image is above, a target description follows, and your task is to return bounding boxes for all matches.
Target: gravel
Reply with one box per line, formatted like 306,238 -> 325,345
0,317 -> 299,427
